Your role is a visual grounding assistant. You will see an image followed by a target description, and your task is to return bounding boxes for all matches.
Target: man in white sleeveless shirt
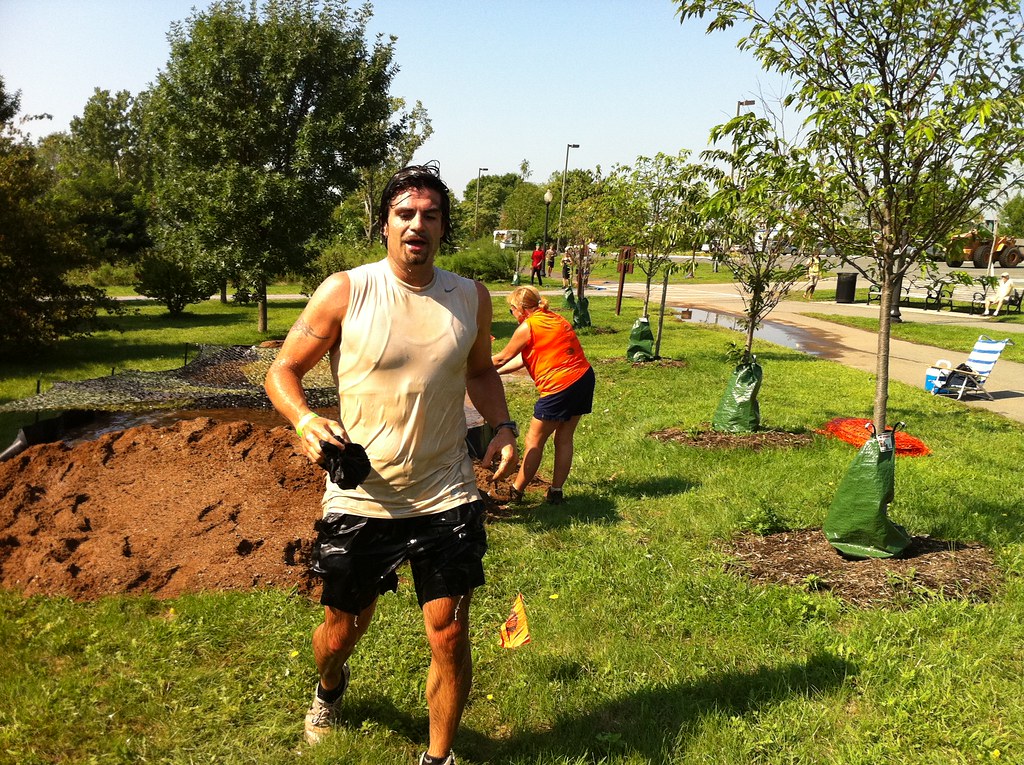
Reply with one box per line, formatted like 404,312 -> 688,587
265,165 -> 518,765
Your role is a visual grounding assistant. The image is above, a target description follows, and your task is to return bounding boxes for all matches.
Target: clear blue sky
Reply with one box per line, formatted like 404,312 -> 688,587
0,0 -> 775,199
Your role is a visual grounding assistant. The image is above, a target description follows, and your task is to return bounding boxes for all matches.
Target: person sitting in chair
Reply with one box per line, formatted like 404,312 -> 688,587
983,272 -> 1015,316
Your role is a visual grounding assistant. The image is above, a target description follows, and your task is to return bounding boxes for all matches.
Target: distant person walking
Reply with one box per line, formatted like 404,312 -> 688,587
561,252 -> 572,288
546,246 -> 556,277
804,254 -> 821,299
530,244 -> 545,285
492,286 -> 595,505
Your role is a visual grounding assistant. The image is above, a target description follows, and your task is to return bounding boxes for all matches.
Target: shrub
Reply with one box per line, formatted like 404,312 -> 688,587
300,240 -> 382,294
134,250 -> 216,315
437,239 -> 514,282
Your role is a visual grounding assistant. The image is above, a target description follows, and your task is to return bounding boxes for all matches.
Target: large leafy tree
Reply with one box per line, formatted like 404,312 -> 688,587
146,0 -> 396,330
457,172 -> 523,242
347,98 -> 432,244
677,0 -> 1024,431
0,76 -> 117,350
998,194 -> 1024,238
44,88 -> 151,267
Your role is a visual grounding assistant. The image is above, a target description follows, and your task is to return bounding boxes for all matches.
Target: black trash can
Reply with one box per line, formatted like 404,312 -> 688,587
835,272 -> 858,303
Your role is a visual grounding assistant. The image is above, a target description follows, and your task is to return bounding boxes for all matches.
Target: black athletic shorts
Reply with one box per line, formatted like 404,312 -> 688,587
310,500 -> 487,615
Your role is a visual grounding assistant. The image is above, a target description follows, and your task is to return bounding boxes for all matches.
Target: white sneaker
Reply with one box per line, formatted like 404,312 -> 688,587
982,310 -> 990,316
304,663 -> 350,745
419,752 -> 457,765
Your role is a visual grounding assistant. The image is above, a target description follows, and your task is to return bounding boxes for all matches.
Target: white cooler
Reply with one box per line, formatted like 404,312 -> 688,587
925,360 -> 951,392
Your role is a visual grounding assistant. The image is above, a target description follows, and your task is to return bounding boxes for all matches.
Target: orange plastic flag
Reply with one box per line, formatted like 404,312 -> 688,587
499,593 -> 531,648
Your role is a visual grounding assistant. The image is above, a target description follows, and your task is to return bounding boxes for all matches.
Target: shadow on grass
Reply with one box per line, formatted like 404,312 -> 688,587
101,310 -> 245,333
526,495 -> 621,528
614,475 -> 699,498
342,652 -> 852,762
487,495 -> 622,529
472,652 -> 851,762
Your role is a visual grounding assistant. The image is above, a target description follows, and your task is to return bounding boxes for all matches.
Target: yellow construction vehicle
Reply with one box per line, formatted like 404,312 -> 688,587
947,229 -> 1024,268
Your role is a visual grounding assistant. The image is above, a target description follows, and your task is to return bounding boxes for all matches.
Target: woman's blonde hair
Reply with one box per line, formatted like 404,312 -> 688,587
508,285 -> 549,312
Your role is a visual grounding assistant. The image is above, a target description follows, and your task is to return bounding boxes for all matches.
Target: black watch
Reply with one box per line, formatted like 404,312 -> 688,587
494,420 -> 519,438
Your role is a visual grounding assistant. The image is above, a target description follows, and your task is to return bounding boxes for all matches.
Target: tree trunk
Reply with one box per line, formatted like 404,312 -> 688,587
873,279 -> 894,433
654,268 -> 669,358
745,320 -> 756,363
258,279 -> 268,334
577,249 -> 585,306
220,280 -> 228,304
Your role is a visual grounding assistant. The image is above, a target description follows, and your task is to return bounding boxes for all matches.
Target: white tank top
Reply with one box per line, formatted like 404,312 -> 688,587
322,259 -> 481,519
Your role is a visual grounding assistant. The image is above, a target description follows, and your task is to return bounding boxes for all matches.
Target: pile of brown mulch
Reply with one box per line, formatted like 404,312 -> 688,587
651,427 -> 815,451
724,528 -> 999,607
0,417 -> 540,602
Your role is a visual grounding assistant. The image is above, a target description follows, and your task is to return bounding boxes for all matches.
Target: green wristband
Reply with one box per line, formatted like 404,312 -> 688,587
295,412 -> 318,437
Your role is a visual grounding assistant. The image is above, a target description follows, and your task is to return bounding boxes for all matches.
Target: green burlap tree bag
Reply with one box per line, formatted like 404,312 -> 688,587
626,317 -> 655,362
562,286 -> 576,311
823,429 -> 911,559
572,295 -> 591,328
712,359 -> 762,433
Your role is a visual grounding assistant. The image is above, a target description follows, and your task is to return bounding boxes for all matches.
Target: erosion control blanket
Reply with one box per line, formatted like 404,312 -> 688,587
823,429 -> 911,559
626,317 -> 655,362
712,359 -> 762,433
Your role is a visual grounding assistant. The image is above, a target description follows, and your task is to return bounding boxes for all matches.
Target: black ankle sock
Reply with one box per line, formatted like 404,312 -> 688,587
421,753 -> 450,765
316,680 -> 344,704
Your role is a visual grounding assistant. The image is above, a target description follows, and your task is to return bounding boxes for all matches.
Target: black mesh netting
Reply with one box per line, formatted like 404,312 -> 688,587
0,344 -> 338,414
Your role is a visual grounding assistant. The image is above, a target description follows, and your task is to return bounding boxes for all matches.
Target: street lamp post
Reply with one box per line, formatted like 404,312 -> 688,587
542,189 -> 553,251
731,99 -> 755,182
555,143 -> 579,254
474,167 -> 487,239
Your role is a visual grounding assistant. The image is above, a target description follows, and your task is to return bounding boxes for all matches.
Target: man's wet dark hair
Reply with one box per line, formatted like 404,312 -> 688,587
378,163 -> 453,246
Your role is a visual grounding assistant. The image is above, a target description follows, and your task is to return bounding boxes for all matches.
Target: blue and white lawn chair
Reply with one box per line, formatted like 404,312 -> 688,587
930,335 -> 1014,401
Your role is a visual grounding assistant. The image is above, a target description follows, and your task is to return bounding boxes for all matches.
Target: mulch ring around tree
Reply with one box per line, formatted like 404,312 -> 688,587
596,357 -> 689,368
723,528 -> 1000,608
650,427 -> 814,451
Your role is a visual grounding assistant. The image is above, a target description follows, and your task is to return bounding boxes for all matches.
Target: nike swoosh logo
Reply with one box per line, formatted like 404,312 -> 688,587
444,287 -> 456,292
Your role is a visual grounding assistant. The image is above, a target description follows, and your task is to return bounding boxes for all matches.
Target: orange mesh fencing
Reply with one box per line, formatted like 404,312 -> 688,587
817,417 -> 931,457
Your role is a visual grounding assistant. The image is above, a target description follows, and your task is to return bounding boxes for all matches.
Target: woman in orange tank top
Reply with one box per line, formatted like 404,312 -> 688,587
491,286 -> 595,505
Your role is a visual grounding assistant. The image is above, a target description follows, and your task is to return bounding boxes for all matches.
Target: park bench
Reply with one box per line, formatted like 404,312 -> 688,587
868,278 -> 951,310
971,285 -> 1023,315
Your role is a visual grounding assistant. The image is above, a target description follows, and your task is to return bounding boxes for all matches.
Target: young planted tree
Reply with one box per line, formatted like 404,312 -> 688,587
677,0 -> 1024,433
603,151 -> 709,354
703,117 -> 813,365
678,0 -> 1024,557
146,0 -> 396,331
558,168 -> 608,327
701,116 -> 814,431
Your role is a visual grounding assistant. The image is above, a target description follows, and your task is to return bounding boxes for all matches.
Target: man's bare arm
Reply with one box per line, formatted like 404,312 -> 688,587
264,272 -> 349,463
465,282 -> 517,480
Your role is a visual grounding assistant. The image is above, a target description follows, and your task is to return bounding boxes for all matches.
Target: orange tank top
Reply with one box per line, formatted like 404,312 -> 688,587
522,309 -> 590,396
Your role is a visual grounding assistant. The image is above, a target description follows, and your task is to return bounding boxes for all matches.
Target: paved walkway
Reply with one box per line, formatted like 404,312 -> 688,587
584,276 -> 1024,423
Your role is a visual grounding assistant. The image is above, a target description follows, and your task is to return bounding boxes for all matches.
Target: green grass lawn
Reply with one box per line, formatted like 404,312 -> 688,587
2,296 -> 1024,763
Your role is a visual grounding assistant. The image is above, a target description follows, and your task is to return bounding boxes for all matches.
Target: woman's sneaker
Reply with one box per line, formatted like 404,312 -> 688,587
304,663 -> 350,745
545,487 -> 564,505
